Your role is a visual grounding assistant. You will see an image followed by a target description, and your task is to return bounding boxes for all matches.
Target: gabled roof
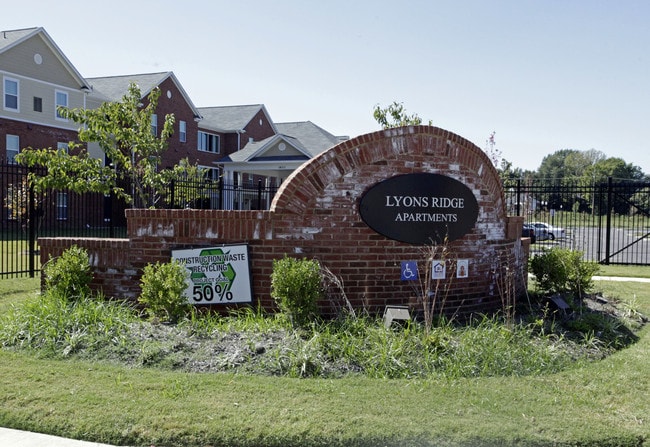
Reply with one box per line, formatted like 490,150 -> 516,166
0,27 -> 90,90
0,28 -> 36,50
275,121 -> 345,157
221,121 -> 342,164
198,104 -> 278,133
87,71 -> 202,119
223,134 -> 310,163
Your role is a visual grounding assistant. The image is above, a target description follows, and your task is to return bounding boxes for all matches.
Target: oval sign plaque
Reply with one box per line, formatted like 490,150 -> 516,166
359,173 -> 479,245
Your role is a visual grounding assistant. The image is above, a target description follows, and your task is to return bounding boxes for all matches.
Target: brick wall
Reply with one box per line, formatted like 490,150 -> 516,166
1,119 -> 79,155
40,126 -> 528,317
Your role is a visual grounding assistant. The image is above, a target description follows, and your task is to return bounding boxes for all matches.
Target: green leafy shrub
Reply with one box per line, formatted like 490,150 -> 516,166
138,260 -> 190,323
271,256 -> 322,326
529,247 -> 600,297
43,245 -> 92,300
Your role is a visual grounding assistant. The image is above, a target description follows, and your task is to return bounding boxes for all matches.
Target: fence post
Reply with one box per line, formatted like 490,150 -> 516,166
28,174 -> 36,277
218,178 -> 224,210
257,179 -> 263,210
596,182 -> 603,262
169,179 -> 175,209
604,176 -> 613,265
516,179 -> 521,217
108,192 -> 115,238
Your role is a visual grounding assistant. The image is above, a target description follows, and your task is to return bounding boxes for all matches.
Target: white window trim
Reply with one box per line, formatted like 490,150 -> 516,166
3,76 -> 19,112
6,134 -> 19,163
56,192 -> 68,220
179,120 -> 186,143
55,89 -> 68,121
198,165 -> 220,181
197,131 -> 220,154
151,114 -> 158,136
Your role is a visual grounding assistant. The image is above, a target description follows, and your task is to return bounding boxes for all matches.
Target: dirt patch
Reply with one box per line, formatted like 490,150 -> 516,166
85,292 -> 646,376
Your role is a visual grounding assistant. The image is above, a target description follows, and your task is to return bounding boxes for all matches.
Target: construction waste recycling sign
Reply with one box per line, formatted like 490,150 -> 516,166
171,244 -> 253,304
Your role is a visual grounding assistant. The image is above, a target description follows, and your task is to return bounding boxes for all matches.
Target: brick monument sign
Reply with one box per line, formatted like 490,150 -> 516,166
40,125 -> 528,317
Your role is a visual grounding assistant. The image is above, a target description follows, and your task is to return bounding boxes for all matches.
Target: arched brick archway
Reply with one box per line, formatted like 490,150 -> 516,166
265,125 -> 522,315
272,125 -> 506,224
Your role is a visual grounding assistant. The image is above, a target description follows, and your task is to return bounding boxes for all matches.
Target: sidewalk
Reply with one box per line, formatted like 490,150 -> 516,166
0,427 -> 119,447
592,275 -> 650,282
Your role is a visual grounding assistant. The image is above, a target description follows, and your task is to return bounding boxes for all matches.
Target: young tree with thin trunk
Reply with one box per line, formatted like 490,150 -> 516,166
16,83 -> 175,208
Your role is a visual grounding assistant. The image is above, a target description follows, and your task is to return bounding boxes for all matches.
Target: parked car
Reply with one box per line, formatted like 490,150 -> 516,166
525,222 -> 550,241
522,224 -> 536,244
529,222 -> 565,240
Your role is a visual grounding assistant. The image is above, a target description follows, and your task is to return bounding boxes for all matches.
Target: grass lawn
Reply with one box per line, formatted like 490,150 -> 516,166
599,264 -> 650,278
0,273 -> 648,446
0,276 -> 40,314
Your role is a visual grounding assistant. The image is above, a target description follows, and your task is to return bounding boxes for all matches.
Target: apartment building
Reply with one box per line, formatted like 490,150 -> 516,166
1,27 -> 347,212
1,27 -> 90,162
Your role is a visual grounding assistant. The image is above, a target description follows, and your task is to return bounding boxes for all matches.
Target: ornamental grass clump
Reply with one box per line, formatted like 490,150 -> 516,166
0,291 -> 137,358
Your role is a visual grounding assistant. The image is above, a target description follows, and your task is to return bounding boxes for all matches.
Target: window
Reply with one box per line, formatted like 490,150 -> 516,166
200,166 -> 220,181
33,96 -> 42,112
56,192 -> 68,220
151,114 -> 158,136
55,90 -> 68,119
4,77 -> 18,111
57,142 -> 69,153
179,120 -> 186,142
198,131 -> 219,153
6,134 -> 19,163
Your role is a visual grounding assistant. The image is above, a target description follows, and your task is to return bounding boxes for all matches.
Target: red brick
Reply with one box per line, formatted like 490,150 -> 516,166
39,127 -> 528,317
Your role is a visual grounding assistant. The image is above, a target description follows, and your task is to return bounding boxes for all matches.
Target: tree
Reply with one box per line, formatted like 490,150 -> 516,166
565,150 -> 606,180
4,178 -> 29,224
372,101 -> 432,129
584,157 -> 645,183
3,177 -> 38,233
166,158 -> 209,209
537,149 -> 582,182
584,157 -> 646,215
629,187 -> 650,216
16,83 -> 175,208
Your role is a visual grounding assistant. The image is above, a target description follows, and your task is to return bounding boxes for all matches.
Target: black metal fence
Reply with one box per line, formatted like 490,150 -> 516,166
505,178 -> 650,265
4,161 -> 650,278
162,178 -> 279,211
1,161 -> 278,277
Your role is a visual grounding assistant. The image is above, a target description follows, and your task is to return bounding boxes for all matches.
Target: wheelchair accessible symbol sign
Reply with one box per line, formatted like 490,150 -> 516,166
401,261 -> 419,281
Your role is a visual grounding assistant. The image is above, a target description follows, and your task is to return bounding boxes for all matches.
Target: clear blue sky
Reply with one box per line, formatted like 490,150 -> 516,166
4,0 -> 650,175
